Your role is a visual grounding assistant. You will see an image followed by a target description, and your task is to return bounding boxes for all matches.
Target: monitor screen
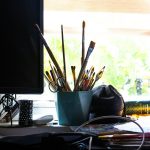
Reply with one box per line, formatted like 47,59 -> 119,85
0,0 -> 44,94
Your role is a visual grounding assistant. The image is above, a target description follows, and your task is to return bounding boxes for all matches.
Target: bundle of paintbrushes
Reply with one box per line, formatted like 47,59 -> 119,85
35,21 -> 105,92
75,66 -> 105,91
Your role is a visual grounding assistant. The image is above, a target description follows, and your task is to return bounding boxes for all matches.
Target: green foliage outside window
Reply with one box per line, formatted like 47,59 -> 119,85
44,35 -> 150,96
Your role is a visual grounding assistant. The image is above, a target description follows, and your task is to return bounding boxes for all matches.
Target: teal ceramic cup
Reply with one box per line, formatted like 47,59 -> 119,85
55,91 -> 93,126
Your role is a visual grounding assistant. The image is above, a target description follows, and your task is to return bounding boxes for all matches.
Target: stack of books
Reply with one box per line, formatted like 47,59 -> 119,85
125,100 -> 150,116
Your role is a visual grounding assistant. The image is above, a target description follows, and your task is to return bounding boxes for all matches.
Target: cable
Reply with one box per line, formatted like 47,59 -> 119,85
89,136 -> 92,150
74,115 -> 145,150
72,136 -> 93,150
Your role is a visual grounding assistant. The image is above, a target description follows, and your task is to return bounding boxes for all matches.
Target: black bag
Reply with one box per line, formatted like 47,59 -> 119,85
90,84 -> 126,119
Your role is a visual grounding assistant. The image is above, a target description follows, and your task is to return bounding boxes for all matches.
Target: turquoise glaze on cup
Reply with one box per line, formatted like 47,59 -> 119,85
56,91 -> 92,126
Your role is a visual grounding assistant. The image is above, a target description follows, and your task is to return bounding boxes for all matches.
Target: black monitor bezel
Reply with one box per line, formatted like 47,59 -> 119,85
0,0 -> 44,94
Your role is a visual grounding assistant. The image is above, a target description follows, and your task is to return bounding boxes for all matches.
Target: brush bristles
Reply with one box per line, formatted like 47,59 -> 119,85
82,20 -> 85,28
89,41 -> 96,49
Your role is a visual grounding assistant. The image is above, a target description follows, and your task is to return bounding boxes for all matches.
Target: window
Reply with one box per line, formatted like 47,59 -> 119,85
44,0 -> 150,103
2,0 -> 150,123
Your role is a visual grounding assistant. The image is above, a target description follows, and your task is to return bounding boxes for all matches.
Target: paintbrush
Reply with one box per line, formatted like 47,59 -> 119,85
74,41 -> 95,91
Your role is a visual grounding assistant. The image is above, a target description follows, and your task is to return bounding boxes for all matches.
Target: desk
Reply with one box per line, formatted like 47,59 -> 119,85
0,117 -> 150,149
0,125 -> 73,137
0,125 -> 77,149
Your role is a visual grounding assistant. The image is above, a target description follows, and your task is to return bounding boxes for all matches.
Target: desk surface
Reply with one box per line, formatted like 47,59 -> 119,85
0,125 -> 74,137
0,117 -> 150,149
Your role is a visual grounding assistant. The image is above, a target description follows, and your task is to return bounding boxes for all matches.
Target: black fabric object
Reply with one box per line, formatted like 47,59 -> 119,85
90,84 -> 126,120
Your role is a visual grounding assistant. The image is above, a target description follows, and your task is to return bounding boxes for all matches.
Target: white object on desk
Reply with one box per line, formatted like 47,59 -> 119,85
33,115 -> 53,125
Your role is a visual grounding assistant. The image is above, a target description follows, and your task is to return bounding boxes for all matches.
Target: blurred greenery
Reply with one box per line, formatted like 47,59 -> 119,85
44,35 -> 150,96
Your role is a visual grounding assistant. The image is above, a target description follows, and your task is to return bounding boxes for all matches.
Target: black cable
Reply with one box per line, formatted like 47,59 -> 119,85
75,115 -> 145,150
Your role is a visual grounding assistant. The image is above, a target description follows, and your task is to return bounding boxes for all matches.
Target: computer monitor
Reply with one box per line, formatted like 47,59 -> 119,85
0,0 -> 43,94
